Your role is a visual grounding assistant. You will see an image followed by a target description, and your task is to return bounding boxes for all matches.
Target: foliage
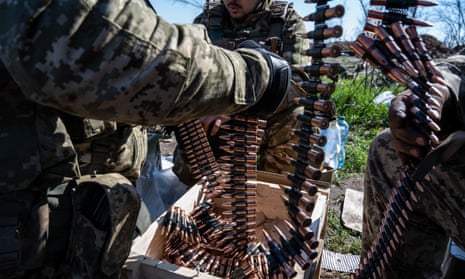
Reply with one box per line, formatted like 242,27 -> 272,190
331,76 -> 403,180
323,76 -> 403,257
325,208 -> 362,255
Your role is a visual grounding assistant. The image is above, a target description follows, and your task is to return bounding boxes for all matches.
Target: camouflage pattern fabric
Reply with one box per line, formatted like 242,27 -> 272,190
0,0 -> 277,277
74,124 -> 148,182
173,0 -> 309,185
59,115 -> 118,143
66,174 -> 140,279
362,52 -> 465,278
1,174 -> 139,279
0,69 -> 79,191
61,113 -> 147,181
61,113 -> 148,182
26,174 -> 139,279
0,0 -> 271,127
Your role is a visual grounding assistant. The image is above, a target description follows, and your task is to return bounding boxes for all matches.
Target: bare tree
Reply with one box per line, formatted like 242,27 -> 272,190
408,0 -> 464,48
433,0 -> 465,48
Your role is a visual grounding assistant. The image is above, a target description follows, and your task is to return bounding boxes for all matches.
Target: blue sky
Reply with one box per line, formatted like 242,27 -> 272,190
150,0 -> 443,41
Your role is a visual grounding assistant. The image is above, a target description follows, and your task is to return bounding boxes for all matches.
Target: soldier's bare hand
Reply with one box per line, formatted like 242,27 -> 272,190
389,90 -> 427,163
199,115 -> 231,136
388,83 -> 450,164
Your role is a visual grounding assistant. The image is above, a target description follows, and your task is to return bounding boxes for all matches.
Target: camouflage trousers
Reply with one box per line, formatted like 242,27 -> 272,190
3,173 -> 140,279
362,129 -> 465,279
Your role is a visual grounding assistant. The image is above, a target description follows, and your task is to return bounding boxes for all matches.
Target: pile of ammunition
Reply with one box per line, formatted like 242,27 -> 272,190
164,114 -> 321,278
158,1 -> 348,278
350,1 -> 444,278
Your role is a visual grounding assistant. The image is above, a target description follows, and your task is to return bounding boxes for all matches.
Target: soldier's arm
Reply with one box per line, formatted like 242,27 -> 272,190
0,0 -> 270,125
283,9 -> 310,66
437,52 -> 465,133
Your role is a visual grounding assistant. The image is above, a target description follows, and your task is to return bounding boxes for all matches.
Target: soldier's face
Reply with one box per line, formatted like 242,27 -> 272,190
223,0 -> 261,20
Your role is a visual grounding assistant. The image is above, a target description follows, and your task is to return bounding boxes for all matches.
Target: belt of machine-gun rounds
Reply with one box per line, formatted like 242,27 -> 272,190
349,1 -> 445,278
290,0 -> 344,226
159,1 -> 345,277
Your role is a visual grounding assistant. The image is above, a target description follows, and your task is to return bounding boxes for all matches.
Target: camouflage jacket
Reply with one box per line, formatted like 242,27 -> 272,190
438,50 -> 465,136
0,0 -> 273,190
194,0 -> 309,66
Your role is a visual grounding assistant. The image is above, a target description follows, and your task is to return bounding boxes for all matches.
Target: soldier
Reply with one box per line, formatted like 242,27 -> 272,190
172,0 -> 310,186
362,50 -> 465,278
0,0 -> 291,278
60,112 -> 151,237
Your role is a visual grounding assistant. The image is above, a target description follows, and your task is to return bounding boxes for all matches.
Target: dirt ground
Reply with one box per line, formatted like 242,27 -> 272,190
328,174 -> 364,212
321,174 -> 364,279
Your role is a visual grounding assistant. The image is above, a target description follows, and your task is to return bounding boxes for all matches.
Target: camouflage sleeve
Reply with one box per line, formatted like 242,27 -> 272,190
438,52 -> 465,130
0,0 -> 270,126
282,9 -> 309,66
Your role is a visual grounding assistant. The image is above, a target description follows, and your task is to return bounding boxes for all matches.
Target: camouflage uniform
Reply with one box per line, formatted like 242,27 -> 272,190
60,115 -> 148,183
362,51 -> 465,279
0,0 -> 275,278
173,0 -> 309,185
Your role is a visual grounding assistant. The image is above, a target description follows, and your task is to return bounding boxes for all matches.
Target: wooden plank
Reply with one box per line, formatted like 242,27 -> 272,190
257,170 -> 331,194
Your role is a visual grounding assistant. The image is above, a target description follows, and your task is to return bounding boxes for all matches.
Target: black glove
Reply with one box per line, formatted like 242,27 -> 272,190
238,40 -> 291,117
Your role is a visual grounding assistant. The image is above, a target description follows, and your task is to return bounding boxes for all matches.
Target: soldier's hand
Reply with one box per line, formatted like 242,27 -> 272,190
388,83 -> 450,164
237,40 -> 291,117
199,115 -> 231,136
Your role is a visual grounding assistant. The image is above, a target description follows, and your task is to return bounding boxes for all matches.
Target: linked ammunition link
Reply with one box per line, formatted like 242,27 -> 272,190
160,1 -> 350,276
218,115 -> 263,255
166,113 -> 322,277
350,1 -> 442,278
177,120 -> 224,200
284,0 -> 345,269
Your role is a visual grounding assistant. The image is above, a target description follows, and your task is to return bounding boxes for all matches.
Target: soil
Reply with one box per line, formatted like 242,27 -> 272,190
328,174 -> 364,212
321,174 -> 364,279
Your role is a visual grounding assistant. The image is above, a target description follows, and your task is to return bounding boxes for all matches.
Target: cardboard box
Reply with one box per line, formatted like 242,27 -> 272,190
125,171 -> 330,279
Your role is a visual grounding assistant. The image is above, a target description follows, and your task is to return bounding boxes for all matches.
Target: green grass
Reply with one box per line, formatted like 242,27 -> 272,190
332,77 -> 403,180
323,76 -> 404,255
326,208 -> 362,254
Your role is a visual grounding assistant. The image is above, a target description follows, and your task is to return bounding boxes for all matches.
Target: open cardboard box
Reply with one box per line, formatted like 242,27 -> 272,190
124,171 -> 330,279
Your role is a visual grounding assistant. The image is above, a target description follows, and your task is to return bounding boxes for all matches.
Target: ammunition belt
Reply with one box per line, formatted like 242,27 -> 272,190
159,1 -> 346,278
351,1 -> 446,278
